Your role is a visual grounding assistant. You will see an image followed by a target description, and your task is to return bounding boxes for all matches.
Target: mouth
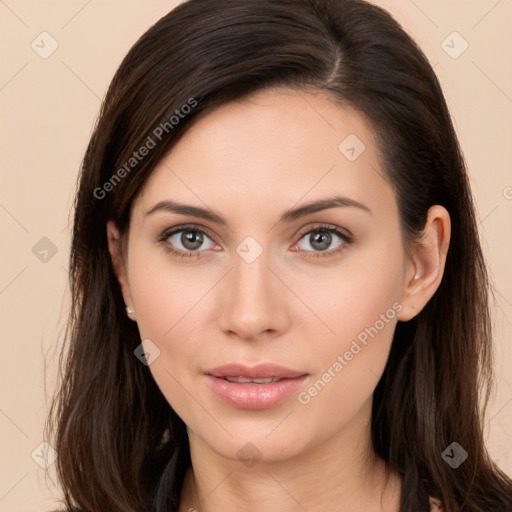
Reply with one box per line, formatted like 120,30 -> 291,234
222,376 -> 282,384
205,363 -> 307,380
204,363 -> 309,409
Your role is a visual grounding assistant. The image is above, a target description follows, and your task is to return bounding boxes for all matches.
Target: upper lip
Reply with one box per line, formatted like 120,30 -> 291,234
205,363 -> 307,379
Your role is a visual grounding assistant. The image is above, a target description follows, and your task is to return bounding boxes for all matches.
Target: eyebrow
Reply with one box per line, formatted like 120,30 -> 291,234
145,195 -> 372,226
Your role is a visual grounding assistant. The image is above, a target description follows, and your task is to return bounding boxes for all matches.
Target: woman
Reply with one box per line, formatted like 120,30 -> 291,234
47,0 -> 512,510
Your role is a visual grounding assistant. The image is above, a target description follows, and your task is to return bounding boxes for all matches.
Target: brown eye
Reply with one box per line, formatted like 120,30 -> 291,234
179,230 -> 204,250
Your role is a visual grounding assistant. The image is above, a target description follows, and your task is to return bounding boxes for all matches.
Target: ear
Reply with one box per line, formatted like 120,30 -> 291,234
397,205 -> 451,322
107,221 -> 136,320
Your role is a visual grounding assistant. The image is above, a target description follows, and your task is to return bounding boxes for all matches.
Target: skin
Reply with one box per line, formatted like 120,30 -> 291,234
108,88 -> 450,512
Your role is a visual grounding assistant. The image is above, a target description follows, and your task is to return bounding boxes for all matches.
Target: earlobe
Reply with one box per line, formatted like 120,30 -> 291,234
397,205 -> 451,322
106,221 -> 136,320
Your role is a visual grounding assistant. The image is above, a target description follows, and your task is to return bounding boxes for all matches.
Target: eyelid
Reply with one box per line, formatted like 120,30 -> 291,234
159,222 -> 353,242
157,222 -> 353,258
159,223 -> 218,244
295,223 -> 353,242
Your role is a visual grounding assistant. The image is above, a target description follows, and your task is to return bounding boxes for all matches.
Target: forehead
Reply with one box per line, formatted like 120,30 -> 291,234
133,88 -> 395,221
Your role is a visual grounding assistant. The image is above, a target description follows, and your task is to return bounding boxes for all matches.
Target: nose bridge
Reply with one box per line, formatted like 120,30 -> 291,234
218,243 -> 288,339
232,248 -> 271,300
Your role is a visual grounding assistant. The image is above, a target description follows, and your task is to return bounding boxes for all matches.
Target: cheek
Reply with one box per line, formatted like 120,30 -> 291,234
125,244 -> 220,414
291,242 -> 404,415
127,242 -> 214,340
126,254 -> 201,423
294,239 -> 404,354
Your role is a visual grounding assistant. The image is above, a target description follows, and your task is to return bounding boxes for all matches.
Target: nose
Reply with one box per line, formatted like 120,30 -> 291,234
217,249 -> 291,341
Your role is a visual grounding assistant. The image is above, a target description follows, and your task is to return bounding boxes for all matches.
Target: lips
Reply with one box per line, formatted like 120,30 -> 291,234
204,363 -> 309,409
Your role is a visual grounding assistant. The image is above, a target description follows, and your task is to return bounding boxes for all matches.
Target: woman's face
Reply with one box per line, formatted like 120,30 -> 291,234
111,88 -> 425,464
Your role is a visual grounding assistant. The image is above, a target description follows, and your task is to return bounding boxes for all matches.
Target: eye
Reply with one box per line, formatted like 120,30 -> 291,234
158,225 -> 218,259
157,223 -> 353,260
293,224 -> 352,259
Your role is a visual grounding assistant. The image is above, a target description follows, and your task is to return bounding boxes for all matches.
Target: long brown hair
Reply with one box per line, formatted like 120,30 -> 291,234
46,0 -> 512,510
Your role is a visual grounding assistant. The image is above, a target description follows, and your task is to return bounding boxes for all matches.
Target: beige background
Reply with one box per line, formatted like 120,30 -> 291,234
1,1 -> 511,510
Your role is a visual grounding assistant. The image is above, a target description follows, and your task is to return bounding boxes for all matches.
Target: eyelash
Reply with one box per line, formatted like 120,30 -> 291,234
157,223 -> 353,260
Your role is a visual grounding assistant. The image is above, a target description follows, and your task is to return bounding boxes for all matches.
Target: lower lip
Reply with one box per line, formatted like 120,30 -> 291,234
206,375 -> 308,410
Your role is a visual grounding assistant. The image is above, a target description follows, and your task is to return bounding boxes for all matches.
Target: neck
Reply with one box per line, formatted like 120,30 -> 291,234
178,400 -> 401,512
